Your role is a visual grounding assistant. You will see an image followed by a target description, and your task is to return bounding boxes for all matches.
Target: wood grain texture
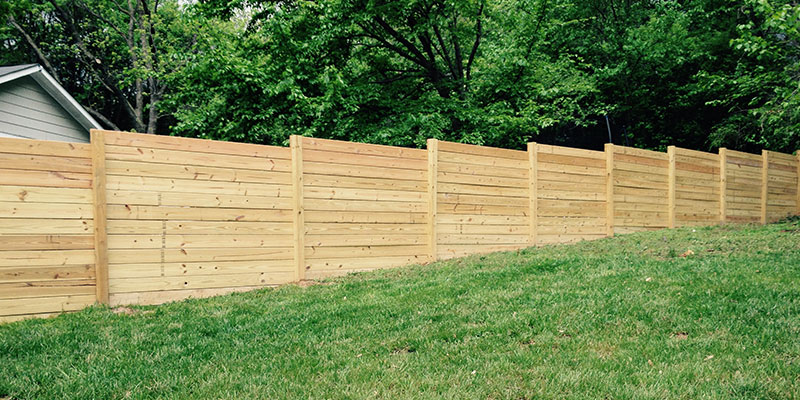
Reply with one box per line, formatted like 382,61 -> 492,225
291,136 -> 306,280
605,144 -> 615,237
91,130 -> 109,304
427,139 -> 439,261
528,143 -> 537,246
761,150 -> 768,224
667,146 -> 676,229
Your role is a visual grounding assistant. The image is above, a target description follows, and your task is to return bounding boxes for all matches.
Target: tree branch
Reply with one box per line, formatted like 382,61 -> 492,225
85,106 -> 120,130
6,15 -> 61,83
465,1 -> 484,82
371,16 -> 431,68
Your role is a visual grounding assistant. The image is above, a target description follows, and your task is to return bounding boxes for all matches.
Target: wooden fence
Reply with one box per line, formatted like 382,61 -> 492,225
1,130 -> 798,322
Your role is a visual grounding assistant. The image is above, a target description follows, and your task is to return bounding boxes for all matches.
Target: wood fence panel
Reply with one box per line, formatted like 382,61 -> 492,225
301,137 -> 428,278
536,144 -> 607,244
765,150 -> 798,222
436,141 -> 529,259
102,131 -> 295,306
725,149 -> 763,223
0,137 -> 96,322
1,130 -> 798,321
673,147 -> 720,227
611,145 -> 669,233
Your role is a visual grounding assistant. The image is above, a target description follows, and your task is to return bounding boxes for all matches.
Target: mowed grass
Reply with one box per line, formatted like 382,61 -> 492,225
2,221 -> 799,399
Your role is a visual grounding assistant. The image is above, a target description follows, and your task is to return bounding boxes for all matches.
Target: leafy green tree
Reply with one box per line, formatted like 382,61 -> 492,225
709,0 -> 800,152
2,0 -> 196,133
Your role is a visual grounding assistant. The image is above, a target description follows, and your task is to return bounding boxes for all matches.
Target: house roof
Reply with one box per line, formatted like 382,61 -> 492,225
0,64 -> 102,131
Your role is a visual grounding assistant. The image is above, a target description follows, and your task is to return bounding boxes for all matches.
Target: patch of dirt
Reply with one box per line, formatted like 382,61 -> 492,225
672,332 -> 689,340
295,280 -> 334,288
391,346 -> 416,355
111,307 -> 152,315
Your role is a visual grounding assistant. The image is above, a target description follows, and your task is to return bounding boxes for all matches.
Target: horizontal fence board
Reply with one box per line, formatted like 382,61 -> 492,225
0,152 -> 91,173
0,264 -> 95,283
0,279 -> 95,300
304,161 -> 426,181
438,141 -> 527,160
0,218 -> 92,234
439,150 -> 529,170
104,130 -> 290,159
0,137 -> 91,157
106,144 -> 291,172
0,168 -> 92,188
307,223 -> 426,235
304,173 -> 426,192
108,285 -> 272,307
106,159 -> 293,185
109,271 -> 295,293
305,245 -> 427,259
108,260 -> 294,280
0,294 -> 95,316
302,137 -> 427,160
304,149 -> 427,171
304,186 -> 426,203
0,185 -> 92,203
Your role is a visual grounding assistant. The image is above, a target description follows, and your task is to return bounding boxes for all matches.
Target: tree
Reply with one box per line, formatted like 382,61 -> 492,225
708,0 -> 800,152
2,0 -> 195,133
165,0 -> 601,148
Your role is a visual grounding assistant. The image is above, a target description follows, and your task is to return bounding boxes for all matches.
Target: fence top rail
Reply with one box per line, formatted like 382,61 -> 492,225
673,146 -> 719,161
766,150 -> 797,163
99,130 -> 291,160
437,140 -> 528,161
299,136 -> 427,160
612,145 -> 669,160
725,148 -> 762,161
537,143 -> 605,160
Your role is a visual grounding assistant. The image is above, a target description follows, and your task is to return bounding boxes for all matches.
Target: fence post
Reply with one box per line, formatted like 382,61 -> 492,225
605,143 -> 615,237
796,151 -> 800,216
90,129 -> 109,304
426,139 -> 439,262
290,135 -> 305,281
667,146 -> 676,229
719,148 -> 727,224
528,142 -> 538,246
761,150 -> 769,225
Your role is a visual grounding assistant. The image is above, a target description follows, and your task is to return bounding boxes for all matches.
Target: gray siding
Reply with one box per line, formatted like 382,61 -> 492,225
0,76 -> 89,143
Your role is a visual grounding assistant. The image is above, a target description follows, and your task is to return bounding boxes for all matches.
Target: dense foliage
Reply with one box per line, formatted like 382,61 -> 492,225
2,0 -> 799,152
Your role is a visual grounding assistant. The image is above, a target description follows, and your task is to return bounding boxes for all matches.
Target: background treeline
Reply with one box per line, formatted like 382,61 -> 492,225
1,0 -> 798,153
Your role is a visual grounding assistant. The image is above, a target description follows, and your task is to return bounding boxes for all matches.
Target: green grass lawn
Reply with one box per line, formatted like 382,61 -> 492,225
2,221 -> 799,399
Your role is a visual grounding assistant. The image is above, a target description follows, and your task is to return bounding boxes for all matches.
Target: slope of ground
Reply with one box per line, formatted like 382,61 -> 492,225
1,221 -> 799,399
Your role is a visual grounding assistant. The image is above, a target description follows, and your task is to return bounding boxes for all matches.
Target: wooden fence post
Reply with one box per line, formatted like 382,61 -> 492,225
719,148 -> 727,224
290,135 -> 305,281
528,142 -> 538,246
667,146 -> 676,229
427,139 -> 439,262
761,150 -> 769,225
796,151 -> 800,216
90,129 -> 109,304
605,143 -> 615,237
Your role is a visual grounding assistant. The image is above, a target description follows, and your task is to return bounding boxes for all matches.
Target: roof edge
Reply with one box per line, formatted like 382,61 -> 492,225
1,64 -> 103,131
29,67 -> 103,131
0,64 -> 40,85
